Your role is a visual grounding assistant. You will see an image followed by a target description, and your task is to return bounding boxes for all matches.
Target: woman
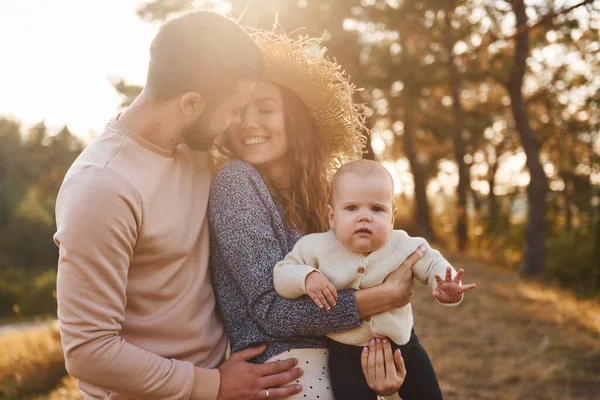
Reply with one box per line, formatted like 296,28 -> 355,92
209,30 -> 423,399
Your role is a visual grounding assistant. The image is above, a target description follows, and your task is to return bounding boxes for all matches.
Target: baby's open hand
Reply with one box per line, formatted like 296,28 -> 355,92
432,267 -> 476,304
305,271 -> 338,310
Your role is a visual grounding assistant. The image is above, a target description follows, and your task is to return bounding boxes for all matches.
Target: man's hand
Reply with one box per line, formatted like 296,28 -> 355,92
383,245 -> 427,308
305,271 -> 338,310
432,267 -> 476,304
217,344 -> 303,400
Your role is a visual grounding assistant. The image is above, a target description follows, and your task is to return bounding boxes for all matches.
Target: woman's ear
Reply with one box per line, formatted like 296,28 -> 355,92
327,204 -> 335,230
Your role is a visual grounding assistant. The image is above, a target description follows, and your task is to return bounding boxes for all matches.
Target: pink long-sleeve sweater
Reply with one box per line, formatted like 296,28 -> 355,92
54,117 -> 227,400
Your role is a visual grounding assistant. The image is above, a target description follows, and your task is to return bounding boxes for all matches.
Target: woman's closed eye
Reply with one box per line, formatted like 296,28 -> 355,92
258,107 -> 275,114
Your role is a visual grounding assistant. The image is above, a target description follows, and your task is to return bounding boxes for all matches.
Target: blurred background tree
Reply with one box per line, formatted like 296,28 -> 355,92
112,0 -> 600,292
1,0 -> 598,321
0,118 -> 84,318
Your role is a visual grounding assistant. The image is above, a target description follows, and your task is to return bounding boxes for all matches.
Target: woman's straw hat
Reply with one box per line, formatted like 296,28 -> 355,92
249,29 -> 367,165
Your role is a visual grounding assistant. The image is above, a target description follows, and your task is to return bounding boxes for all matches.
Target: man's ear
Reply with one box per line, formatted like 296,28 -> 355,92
327,204 -> 335,230
180,92 -> 206,116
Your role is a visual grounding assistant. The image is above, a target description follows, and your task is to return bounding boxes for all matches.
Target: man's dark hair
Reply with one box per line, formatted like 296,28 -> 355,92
146,10 -> 263,106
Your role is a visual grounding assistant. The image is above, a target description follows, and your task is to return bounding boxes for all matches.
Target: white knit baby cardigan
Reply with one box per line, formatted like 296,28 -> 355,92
273,229 -> 461,346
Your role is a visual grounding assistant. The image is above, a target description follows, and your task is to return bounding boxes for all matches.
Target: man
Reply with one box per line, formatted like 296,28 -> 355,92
55,10 -> 301,399
55,10 -> 416,400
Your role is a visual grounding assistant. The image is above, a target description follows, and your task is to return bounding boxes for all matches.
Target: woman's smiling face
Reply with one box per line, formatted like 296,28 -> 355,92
227,81 -> 290,169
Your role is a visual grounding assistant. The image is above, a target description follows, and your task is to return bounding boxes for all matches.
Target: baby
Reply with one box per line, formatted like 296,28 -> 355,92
273,159 -> 476,400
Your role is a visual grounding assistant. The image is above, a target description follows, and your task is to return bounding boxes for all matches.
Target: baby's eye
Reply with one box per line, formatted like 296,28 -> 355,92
346,205 -> 357,211
372,206 -> 383,212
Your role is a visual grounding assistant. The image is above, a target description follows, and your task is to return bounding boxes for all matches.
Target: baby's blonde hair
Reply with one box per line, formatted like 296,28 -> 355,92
330,159 -> 395,206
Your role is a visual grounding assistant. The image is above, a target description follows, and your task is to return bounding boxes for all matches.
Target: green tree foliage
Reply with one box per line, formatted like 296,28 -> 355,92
0,118 -> 84,317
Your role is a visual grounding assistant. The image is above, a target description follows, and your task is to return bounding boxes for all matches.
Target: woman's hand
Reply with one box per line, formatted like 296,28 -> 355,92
356,246 -> 426,319
361,338 -> 406,396
383,245 -> 427,308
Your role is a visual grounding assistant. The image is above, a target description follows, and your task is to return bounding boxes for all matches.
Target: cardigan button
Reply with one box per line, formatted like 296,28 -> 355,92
357,266 -> 365,273
364,316 -> 371,322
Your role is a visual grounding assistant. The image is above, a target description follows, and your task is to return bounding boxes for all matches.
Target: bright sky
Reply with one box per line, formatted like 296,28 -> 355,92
0,0 -> 159,138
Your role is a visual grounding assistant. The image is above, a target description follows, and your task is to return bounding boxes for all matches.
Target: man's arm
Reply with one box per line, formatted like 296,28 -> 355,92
55,166 -> 217,400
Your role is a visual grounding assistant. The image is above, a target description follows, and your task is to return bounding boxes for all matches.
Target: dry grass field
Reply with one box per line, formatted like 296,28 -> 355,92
3,253 -> 599,400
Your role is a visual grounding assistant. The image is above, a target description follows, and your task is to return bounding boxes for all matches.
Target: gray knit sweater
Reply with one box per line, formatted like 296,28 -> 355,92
208,160 -> 362,363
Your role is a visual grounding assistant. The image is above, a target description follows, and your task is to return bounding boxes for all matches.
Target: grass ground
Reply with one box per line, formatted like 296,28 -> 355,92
412,253 -> 600,400
4,253 -> 600,399
0,324 -> 66,400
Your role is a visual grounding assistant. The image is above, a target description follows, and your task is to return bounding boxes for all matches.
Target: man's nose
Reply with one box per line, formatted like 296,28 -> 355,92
232,112 -> 242,127
241,108 -> 260,131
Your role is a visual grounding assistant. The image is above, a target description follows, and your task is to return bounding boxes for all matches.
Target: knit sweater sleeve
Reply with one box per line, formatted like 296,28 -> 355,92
273,235 -> 322,299
209,161 -> 361,338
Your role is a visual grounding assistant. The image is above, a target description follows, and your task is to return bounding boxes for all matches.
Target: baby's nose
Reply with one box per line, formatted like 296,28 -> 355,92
358,212 -> 372,221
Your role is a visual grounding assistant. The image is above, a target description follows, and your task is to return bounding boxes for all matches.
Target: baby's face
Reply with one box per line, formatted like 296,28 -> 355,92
328,172 -> 395,254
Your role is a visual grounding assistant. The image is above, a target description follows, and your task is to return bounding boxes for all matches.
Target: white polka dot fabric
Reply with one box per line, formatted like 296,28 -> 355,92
266,348 -> 403,400
267,348 -> 335,399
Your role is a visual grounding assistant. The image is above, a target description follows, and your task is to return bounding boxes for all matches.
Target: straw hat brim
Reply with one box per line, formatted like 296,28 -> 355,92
248,29 -> 367,166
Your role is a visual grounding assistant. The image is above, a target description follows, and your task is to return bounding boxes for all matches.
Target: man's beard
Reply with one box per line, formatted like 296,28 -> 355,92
181,113 -> 215,151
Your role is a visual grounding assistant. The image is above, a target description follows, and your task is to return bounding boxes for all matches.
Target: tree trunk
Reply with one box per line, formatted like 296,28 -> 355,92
487,157 -> 500,236
595,188 -> 600,288
0,158 -> 6,229
565,182 -> 573,232
470,185 -> 481,217
402,104 -> 437,241
362,130 -> 375,161
508,0 -> 548,276
487,140 -> 507,236
447,42 -> 470,251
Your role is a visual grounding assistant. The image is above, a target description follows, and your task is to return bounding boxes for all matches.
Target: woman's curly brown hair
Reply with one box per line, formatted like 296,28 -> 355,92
265,84 -> 330,235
